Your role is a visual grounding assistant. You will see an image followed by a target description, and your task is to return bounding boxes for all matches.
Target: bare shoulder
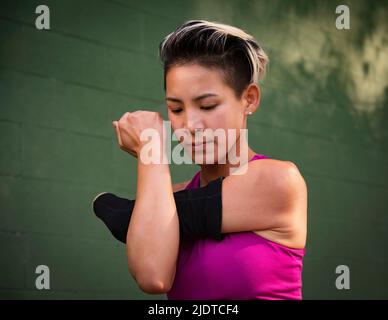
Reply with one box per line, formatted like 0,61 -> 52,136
248,158 -> 297,172
250,159 -> 308,249
172,180 -> 191,192
248,158 -> 306,187
246,158 -> 307,216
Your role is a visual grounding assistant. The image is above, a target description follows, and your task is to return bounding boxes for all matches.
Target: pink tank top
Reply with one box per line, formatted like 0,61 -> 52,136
167,154 -> 306,300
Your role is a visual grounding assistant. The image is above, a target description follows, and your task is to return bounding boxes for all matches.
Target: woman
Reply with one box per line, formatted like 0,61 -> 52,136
97,20 -> 308,299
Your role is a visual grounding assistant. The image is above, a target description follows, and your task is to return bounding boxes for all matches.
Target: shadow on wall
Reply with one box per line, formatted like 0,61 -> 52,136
191,0 -> 388,146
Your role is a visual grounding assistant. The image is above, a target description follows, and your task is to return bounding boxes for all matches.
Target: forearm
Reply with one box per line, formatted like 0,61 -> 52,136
126,157 -> 179,292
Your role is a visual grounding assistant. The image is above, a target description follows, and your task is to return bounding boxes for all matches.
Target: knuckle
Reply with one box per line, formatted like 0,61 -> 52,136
118,116 -> 127,125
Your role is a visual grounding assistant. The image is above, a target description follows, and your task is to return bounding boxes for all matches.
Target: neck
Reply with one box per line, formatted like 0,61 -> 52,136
198,138 -> 256,187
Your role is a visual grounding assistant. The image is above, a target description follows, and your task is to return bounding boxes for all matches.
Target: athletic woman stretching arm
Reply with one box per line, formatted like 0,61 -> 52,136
104,19 -> 307,298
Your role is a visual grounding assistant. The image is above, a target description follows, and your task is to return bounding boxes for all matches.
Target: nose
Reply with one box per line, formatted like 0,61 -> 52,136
185,109 -> 205,137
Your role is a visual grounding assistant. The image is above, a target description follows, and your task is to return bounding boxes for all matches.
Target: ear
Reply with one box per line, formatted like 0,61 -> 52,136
242,83 -> 261,116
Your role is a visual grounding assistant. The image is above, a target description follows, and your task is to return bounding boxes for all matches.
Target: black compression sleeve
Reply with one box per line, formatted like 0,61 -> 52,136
173,177 -> 224,240
93,176 -> 225,243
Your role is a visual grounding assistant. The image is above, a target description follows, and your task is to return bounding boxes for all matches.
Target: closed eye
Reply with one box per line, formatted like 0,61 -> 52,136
200,105 -> 217,111
170,105 -> 217,114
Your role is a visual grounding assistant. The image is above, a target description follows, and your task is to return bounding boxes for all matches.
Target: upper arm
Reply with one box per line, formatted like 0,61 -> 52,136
221,159 -> 307,233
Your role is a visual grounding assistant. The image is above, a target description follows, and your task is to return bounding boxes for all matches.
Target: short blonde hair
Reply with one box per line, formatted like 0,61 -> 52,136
159,19 -> 269,98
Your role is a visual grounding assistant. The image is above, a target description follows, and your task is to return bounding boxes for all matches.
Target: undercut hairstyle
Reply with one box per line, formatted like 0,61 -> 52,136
159,19 -> 269,99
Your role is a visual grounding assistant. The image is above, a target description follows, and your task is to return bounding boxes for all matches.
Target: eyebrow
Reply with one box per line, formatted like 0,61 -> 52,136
165,93 -> 219,103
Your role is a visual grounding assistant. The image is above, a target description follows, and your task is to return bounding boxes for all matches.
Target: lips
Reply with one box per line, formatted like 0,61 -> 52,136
180,138 -> 214,147
191,140 -> 215,146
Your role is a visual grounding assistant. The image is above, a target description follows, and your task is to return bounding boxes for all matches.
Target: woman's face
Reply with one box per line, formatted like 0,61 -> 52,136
165,63 -> 253,163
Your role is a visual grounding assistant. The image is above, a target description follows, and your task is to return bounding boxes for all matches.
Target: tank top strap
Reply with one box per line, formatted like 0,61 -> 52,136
185,153 -> 270,190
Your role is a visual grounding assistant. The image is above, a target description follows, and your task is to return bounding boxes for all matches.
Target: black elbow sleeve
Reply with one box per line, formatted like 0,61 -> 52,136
93,176 -> 225,243
93,193 -> 135,243
173,176 -> 225,241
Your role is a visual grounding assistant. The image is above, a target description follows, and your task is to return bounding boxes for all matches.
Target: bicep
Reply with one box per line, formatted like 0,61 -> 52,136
221,160 -> 301,233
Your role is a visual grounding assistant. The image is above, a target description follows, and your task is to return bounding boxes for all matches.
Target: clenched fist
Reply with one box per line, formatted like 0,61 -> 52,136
112,111 -> 166,160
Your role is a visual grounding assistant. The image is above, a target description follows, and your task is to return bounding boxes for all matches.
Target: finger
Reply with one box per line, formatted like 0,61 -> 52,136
112,121 -> 123,146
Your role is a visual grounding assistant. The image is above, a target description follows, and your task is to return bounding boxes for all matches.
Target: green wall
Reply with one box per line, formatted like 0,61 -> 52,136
1,0 -> 387,299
